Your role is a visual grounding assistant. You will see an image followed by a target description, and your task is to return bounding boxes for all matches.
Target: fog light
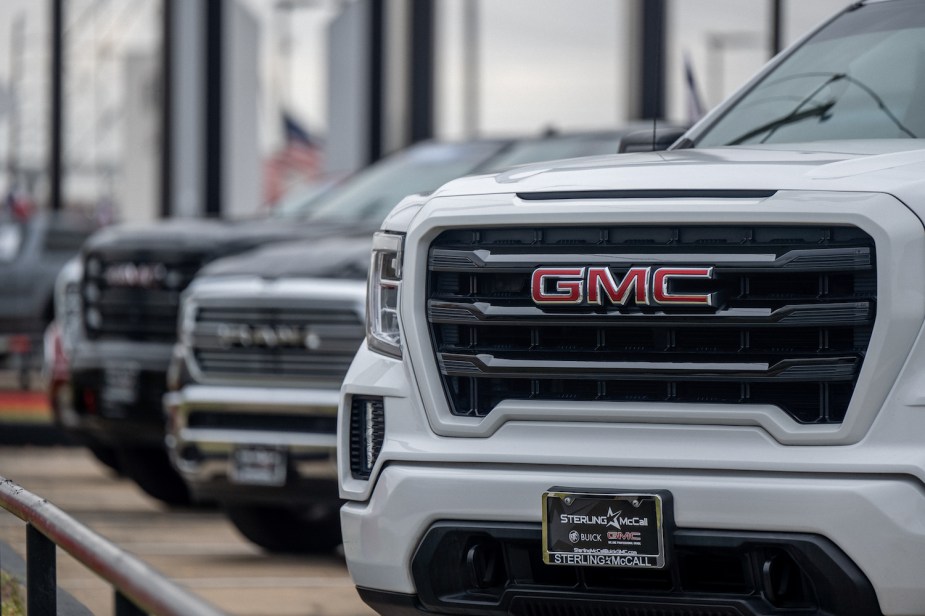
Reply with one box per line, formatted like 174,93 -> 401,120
349,396 -> 384,480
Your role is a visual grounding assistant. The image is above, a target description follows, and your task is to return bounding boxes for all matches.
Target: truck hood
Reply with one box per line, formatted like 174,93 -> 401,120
197,233 -> 372,281
83,217 -> 363,258
428,140 -> 925,213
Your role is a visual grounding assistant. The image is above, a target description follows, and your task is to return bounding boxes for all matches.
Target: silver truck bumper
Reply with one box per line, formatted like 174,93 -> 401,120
165,384 -> 338,504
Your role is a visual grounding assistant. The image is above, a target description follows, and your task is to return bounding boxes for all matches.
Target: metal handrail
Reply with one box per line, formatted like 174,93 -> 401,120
0,475 -> 227,616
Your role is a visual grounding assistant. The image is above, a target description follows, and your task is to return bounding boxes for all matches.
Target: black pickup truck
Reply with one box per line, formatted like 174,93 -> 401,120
0,212 -> 96,387
69,132 -> 663,504
69,139 -> 512,504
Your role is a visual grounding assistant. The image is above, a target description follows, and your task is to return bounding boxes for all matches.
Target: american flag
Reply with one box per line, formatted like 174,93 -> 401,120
263,112 -> 324,206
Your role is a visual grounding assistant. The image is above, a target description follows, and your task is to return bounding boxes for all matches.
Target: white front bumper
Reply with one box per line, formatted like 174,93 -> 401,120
341,463 -> 925,615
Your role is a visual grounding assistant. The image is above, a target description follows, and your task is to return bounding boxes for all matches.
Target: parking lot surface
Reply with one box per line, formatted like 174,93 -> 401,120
0,445 -> 375,616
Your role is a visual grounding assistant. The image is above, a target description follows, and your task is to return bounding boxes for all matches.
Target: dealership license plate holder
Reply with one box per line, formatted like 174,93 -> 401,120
542,489 -> 672,569
230,446 -> 288,486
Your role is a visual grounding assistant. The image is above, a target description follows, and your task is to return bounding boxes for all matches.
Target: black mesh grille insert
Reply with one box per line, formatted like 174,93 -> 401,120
186,412 -> 336,433
426,225 -> 876,424
410,524 -> 883,616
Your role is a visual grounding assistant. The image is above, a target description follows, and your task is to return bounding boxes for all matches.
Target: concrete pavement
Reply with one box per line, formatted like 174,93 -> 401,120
0,446 -> 376,616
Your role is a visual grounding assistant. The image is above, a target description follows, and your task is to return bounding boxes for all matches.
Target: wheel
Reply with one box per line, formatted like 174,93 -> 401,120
118,447 -> 192,507
225,504 -> 342,554
88,444 -> 124,475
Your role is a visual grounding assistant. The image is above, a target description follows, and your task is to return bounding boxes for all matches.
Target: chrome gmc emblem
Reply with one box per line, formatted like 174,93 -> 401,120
104,262 -> 167,288
531,266 -> 717,307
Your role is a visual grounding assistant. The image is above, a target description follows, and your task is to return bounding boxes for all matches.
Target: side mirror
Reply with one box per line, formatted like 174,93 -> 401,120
618,128 -> 689,153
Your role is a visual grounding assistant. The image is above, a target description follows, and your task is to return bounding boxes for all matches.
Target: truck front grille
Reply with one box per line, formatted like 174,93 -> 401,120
426,225 -> 877,425
83,252 -> 204,342
191,304 -> 364,386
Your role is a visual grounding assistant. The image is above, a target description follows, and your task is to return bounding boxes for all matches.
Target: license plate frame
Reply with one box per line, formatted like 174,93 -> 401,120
101,361 -> 140,415
542,489 -> 671,569
229,446 -> 288,487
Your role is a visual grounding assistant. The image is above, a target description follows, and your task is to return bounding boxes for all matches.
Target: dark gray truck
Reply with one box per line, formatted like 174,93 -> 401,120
68,140 -> 512,504
165,234 -> 370,552
68,133 -> 662,505
0,212 -> 96,388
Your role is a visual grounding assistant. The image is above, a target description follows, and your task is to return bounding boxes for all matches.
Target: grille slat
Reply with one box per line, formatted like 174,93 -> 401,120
438,353 -> 859,382
430,246 -> 871,272
427,225 -> 876,424
193,330 -> 363,353
187,411 -> 336,433
196,307 -> 361,324
428,300 -> 872,327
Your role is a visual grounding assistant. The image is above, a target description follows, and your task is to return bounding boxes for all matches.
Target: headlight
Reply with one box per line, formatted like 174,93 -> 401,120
367,231 -> 404,358
61,283 -> 83,355
85,307 -> 102,330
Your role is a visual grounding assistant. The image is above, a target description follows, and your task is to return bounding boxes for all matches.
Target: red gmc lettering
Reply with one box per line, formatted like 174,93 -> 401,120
588,266 -> 650,305
531,267 -> 585,304
652,267 -> 715,305
531,266 -> 716,307
608,531 -> 643,541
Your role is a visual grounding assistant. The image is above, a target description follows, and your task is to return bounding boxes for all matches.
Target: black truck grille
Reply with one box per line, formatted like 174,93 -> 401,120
186,411 -> 336,433
410,524 -> 882,616
427,226 -> 877,425
83,252 -> 204,342
191,305 -> 364,385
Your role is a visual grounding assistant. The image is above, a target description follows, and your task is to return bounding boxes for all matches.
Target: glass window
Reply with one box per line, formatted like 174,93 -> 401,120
695,0 -> 925,147
281,141 -> 506,224
0,223 -> 24,263
44,229 -> 90,253
62,0 -> 163,222
479,134 -> 620,172
435,0 -> 623,139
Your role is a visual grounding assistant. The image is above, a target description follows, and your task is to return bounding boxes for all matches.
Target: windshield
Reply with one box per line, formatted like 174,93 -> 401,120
0,223 -> 24,263
480,134 -> 619,171
282,141 -> 504,224
695,0 -> 925,147
271,180 -> 340,219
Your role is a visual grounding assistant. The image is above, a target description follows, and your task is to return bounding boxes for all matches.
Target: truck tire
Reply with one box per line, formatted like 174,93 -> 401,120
118,447 -> 192,506
88,444 -> 123,475
226,505 -> 342,553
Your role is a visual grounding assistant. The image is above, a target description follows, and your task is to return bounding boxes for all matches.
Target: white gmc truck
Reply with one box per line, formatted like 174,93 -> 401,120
338,2 -> 925,615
